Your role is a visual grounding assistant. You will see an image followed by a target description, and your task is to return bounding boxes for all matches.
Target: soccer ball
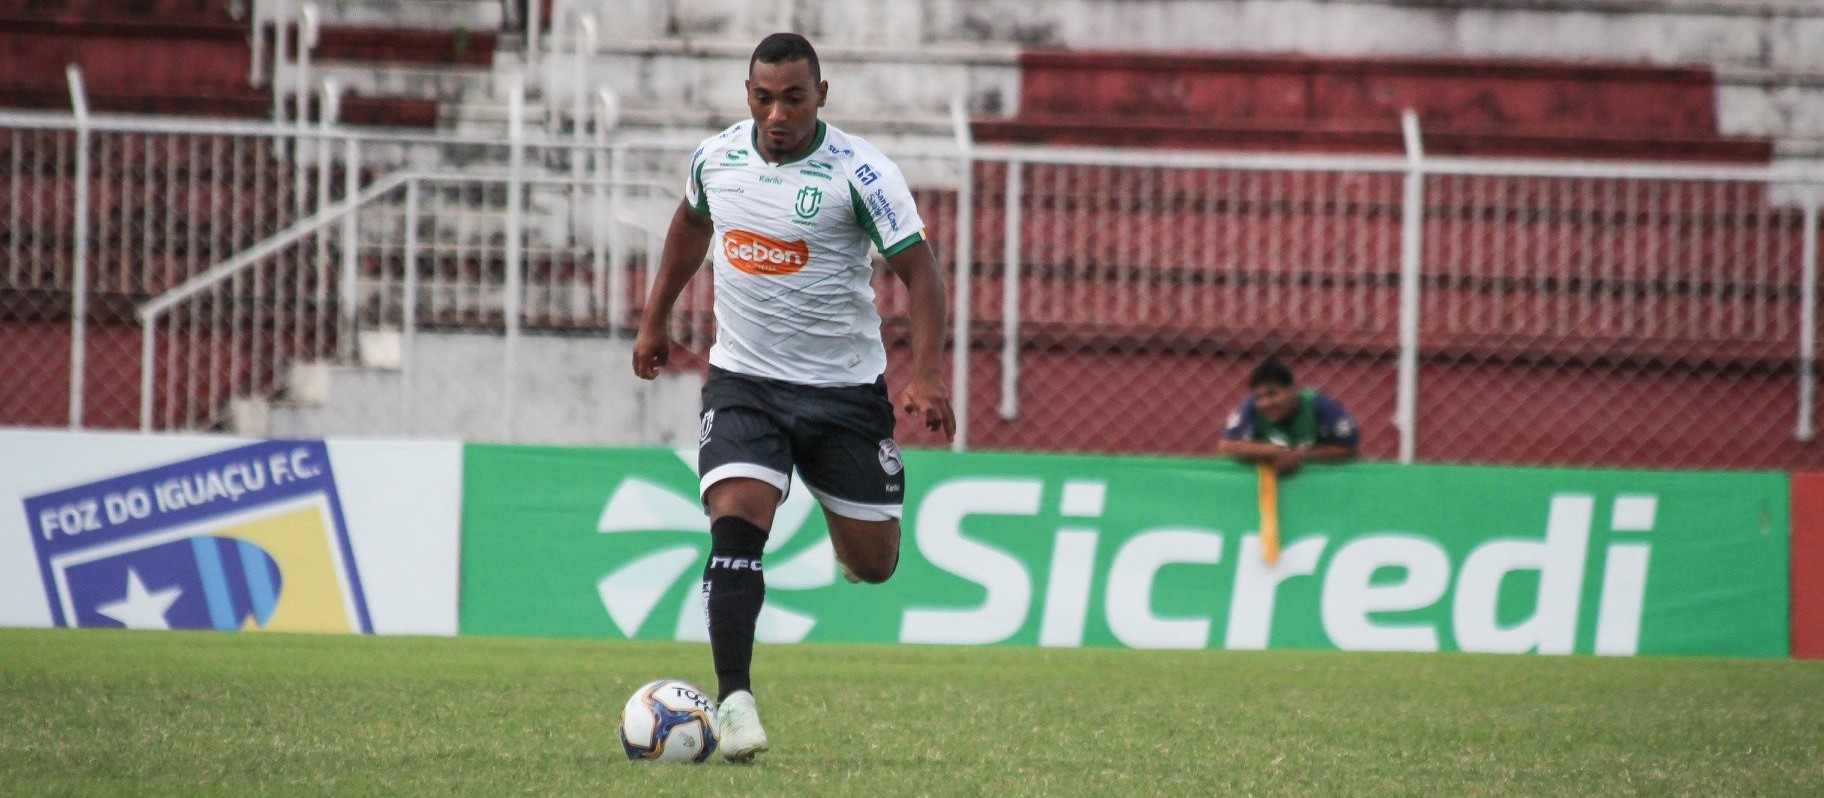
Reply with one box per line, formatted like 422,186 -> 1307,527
620,679 -> 719,763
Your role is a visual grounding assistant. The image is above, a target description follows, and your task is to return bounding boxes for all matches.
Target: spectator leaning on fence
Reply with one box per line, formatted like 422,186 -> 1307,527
1218,359 -> 1360,475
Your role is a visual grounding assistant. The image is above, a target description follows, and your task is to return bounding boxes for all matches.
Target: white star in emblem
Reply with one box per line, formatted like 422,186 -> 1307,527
95,568 -> 182,630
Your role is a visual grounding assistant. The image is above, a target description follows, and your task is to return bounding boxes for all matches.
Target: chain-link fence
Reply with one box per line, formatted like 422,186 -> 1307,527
1,116 -> 312,431
4,105 -> 1822,469
924,149 -> 1824,469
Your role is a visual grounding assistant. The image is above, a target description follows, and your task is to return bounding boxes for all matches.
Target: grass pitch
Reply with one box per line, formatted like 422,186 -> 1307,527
1,629 -> 1821,796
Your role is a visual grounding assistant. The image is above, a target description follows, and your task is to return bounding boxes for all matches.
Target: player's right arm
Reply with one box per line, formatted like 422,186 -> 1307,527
632,200 -> 714,379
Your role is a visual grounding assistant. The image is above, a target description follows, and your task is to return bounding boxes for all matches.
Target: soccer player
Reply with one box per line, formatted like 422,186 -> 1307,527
1218,359 -> 1359,475
630,32 -> 954,763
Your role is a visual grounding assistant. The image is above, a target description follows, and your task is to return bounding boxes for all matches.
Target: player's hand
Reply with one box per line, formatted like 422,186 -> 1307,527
900,373 -> 955,441
1272,448 -> 1303,476
631,325 -> 670,380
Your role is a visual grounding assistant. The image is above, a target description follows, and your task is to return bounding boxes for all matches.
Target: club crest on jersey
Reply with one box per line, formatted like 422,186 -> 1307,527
798,187 -> 828,221
795,186 -> 823,219
722,229 -> 810,275
877,440 -> 904,476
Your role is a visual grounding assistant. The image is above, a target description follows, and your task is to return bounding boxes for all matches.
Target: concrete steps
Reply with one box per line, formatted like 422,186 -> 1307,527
231,328 -> 701,446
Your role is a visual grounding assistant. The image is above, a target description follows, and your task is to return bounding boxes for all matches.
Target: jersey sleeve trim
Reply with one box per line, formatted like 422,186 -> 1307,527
690,157 -> 711,217
880,231 -> 925,258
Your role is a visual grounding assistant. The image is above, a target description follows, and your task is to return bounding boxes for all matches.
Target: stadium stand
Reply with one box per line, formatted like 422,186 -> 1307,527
977,51 -> 1772,162
0,0 -> 485,125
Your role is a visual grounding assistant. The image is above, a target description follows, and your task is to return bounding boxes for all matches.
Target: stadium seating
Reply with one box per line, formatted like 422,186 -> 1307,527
0,0 -> 475,126
977,51 -> 1773,162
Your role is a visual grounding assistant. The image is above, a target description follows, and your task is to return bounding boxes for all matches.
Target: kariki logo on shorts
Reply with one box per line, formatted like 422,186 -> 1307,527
698,409 -> 715,448
877,440 -> 904,476
24,440 -> 371,633
722,229 -> 809,275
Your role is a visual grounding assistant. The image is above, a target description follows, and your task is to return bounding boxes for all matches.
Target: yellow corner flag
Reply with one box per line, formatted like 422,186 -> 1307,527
1257,462 -> 1279,566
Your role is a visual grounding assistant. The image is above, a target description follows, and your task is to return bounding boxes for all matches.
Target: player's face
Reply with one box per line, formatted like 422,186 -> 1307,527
1253,382 -> 1298,424
746,58 -> 827,162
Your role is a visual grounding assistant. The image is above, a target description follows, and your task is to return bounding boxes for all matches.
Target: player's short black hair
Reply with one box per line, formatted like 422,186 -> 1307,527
1249,359 -> 1295,389
749,32 -> 821,82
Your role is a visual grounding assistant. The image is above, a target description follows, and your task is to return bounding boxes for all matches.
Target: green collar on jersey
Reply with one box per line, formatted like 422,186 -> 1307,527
752,120 -> 828,166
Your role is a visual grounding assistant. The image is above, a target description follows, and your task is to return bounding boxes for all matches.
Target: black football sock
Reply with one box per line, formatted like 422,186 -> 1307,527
704,515 -> 768,701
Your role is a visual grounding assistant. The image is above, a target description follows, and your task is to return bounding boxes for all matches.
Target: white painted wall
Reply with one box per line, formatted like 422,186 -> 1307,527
252,330 -> 702,448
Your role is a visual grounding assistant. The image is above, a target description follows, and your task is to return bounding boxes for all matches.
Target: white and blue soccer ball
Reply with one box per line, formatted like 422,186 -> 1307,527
620,679 -> 719,763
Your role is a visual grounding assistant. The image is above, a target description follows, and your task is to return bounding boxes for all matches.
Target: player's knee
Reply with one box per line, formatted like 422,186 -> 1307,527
849,557 -> 895,584
850,537 -> 900,584
704,479 -> 780,529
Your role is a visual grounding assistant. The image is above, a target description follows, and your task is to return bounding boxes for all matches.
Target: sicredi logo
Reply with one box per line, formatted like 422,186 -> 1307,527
722,229 -> 810,275
899,479 -> 1656,655
24,440 -> 370,633
594,461 -> 833,644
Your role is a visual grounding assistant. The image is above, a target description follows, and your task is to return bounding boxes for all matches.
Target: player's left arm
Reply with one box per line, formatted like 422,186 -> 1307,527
886,240 -> 955,441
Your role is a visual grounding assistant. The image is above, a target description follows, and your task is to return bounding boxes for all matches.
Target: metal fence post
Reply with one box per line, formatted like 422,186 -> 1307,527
339,133 -> 360,359
271,0 -> 290,124
1396,110 -> 1425,464
1799,188 -> 1820,442
402,177 -> 420,434
605,92 -> 627,327
296,4 -> 318,135
524,0 -> 542,76
574,15 -> 595,139
950,99 -> 973,451
316,80 -> 339,292
67,65 -> 90,429
503,81 -> 527,441
999,158 -> 1021,420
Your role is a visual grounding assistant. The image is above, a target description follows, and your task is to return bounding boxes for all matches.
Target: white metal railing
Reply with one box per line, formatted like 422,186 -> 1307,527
136,170 -> 412,430
4,93 -> 1823,465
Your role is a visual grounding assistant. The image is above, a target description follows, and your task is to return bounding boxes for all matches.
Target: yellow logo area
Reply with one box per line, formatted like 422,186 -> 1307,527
219,504 -> 354,634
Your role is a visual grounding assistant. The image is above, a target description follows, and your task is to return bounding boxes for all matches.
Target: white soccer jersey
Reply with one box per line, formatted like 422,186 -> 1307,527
684,120 -> 927,386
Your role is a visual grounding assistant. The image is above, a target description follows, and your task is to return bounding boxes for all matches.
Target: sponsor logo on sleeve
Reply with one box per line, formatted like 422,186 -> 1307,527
865,188 -> 902,234
854,164 -> 880,186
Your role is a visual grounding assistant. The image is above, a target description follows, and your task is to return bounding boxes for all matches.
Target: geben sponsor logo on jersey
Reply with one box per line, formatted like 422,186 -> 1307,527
723,229 -> 810,275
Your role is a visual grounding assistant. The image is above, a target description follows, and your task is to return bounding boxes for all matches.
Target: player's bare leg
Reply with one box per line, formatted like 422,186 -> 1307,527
702,477 -> 778,763
825,512 -> 900,584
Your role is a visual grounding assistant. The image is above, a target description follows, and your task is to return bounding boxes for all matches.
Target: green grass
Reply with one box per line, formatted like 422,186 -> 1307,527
1,629 -> 1822,797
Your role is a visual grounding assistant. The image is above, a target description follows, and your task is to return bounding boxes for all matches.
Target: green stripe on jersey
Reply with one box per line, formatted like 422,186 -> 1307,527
691,158 -> 710,216
850,182 -> 885,251
880,231 -> 925,258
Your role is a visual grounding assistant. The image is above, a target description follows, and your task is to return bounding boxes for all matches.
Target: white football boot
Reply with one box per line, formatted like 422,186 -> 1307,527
717,690 -> 770,763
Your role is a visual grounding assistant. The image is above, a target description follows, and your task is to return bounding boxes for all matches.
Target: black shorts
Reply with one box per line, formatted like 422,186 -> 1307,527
697,366 -> 905,521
